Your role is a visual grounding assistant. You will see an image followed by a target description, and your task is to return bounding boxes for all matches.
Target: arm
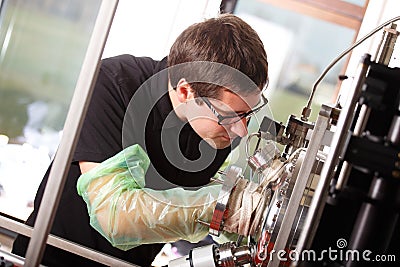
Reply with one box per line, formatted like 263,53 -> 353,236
79,161 -> 100,174
77,145 -> 219,250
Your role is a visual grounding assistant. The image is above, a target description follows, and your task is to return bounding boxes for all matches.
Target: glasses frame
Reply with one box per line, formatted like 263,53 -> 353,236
201,94 -> 268,125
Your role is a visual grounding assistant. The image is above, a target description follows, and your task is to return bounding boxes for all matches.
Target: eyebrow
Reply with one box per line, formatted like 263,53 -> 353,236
210,102 -> 250,115
210,98 -> 261,115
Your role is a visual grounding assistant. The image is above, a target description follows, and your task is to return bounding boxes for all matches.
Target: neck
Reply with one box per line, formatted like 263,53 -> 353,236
168,82 -> 187,122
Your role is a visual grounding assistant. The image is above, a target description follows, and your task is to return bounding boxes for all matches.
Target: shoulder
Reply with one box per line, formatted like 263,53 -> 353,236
95,55 -> 167,105
100,55 -> 165,80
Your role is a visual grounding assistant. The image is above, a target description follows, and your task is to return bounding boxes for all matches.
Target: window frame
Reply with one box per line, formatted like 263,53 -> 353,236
257,0 -> 369,29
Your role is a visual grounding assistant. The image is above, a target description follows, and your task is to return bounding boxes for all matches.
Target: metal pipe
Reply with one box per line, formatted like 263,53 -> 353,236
301,16 -> 400,122
345,177 -> 400,267
23,1 -> 119,266
0,216 -> 138,266
374,23 -> 399,65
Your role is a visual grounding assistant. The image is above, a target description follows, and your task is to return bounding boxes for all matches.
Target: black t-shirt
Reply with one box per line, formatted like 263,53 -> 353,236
12,55 -> 237,266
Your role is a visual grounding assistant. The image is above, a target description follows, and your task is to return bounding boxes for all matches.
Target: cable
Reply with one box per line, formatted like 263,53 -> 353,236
301,15 -> 400,121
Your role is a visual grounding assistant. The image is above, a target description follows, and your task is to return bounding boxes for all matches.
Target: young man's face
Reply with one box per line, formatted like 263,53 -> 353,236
185,89 -> 262,149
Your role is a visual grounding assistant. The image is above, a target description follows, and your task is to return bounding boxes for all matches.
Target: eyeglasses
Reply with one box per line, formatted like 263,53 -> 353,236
201,94 -> 268,125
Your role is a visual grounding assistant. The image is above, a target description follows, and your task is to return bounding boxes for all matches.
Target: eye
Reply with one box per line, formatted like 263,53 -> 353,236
217,105 -> 250,117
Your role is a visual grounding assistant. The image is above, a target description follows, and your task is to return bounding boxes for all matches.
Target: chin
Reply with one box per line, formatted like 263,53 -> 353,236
216,141 -> 232,149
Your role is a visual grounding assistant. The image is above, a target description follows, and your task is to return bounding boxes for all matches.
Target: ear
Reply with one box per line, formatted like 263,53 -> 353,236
175,78 -> 195,103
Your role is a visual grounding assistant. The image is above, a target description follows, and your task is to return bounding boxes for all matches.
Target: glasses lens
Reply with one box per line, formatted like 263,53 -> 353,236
213,95 -> 268,125
219,116 -> 242,125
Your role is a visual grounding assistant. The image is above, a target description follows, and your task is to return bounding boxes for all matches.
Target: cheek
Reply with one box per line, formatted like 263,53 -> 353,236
188,118 -> 225,137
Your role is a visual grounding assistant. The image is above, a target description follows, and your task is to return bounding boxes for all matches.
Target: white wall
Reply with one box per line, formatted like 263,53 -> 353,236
347,0 -> 400,68
339,0 -> 400,103
102,0 -> 221,60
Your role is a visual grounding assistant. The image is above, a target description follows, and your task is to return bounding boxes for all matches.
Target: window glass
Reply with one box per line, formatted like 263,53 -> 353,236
0,0 -> 100,220
235,0 -> 357,123
343,0 -> 367,5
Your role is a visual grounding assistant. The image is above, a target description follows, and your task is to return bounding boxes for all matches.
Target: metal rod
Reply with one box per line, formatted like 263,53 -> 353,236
374,23 -> 398,65
0,216 -> 138,266
267,105 -> 330,267
335,23 -> 398,191
23,1 -> 119,266
335,102 -> 371,190
294,55 -> 371,261
0,0 -> 4,15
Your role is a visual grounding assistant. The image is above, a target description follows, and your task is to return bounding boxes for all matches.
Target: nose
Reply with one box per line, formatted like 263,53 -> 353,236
227,117 -> 248,138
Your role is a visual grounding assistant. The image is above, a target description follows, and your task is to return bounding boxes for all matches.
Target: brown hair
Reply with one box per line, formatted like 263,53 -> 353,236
168,14 -> 268,99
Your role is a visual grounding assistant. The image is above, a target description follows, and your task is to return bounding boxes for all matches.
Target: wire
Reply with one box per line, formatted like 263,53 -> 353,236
303,15 -> 400,121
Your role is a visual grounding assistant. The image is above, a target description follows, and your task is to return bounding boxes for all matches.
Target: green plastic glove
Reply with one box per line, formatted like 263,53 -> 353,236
77,144 -> 221,251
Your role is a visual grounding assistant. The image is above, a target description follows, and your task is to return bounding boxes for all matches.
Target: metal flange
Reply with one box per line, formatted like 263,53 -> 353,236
209,165 -> 242,236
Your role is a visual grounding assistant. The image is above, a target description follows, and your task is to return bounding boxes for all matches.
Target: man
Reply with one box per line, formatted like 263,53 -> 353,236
12,13 -> 269,266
